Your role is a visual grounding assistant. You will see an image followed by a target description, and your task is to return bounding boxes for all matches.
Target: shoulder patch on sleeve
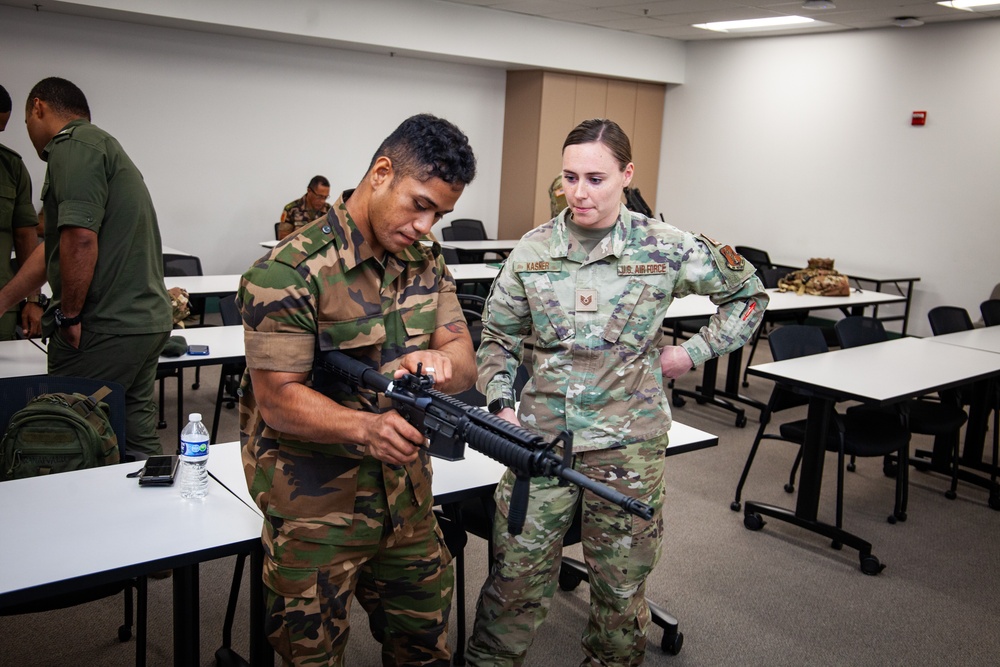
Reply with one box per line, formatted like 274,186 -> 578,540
697,233 -> 756,289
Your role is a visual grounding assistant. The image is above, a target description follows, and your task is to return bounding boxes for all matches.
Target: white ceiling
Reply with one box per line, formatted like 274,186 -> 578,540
439,0 -> 1000,40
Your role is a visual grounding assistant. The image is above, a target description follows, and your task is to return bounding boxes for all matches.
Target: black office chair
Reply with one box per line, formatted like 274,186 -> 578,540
441,219 -> 489,263
273,221 -> 282,240
0,375 -> 147,666
160,253 -> 206,429
211,295 -> 246,444
450,218 -> 488,239
835,316 -> 968,498
733,246 -> 773,273
928,305 -> 973,336
731,325 -> 911,529
980,299 -> 1000,327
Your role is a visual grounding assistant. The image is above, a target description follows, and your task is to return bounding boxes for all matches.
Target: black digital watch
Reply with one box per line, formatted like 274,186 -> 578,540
54,307 -> 82,328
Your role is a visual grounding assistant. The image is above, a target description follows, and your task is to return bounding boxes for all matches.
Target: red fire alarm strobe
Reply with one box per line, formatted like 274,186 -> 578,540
912,111 -> 927,126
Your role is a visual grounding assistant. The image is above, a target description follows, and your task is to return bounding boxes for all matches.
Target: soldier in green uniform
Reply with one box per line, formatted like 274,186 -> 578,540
0,84 -> 43,340
277,174 -> 333,240
238,114 -> 478,666
466,119 -> 768,666
0,77 -> 172,458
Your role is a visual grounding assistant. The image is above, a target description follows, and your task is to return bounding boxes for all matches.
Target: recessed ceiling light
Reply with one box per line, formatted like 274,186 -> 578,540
893,16 -> 925,27
937,0 -> 1000,10
693,16 -> 816,33
802,0 -> 836,9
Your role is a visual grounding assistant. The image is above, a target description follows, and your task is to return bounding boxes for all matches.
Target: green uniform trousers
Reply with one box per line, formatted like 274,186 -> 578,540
47,328 -> 169,458
467,434 -> 667,667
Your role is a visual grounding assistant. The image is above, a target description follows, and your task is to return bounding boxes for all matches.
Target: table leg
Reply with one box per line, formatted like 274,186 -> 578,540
249,542 -> 272,666
742,396 -> 884,574
173,563 -> 200,667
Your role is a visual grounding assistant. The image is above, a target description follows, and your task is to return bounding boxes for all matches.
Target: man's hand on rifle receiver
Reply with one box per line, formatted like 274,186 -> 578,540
394,350 -> 454,388
361,410 -> 425,467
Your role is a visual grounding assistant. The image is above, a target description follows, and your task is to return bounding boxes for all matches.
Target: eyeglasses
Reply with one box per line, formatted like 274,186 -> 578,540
308,188 -> 330,201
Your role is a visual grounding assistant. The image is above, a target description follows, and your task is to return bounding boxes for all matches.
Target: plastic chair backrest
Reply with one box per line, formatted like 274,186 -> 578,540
835,316 -> 887,349
980,299 -> 1000,327
0,375 -> 127,462
162,253 -> 203,278
218,294 -> 241,327
450,219 -> 488,239
274,222 -> 281,240
734,246 -> 773,271
928,306 -> 973,336
442,224 -> 485,242
768,325 -> 829,362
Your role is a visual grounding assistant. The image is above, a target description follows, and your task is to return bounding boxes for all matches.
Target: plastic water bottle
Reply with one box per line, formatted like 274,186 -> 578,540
179,412 -> 210,499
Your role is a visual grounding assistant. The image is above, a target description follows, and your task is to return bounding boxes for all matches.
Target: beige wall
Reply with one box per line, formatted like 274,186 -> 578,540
499,71 -> 665,240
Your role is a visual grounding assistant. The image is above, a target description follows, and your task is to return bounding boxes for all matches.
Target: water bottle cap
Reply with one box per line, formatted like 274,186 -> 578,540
188,413 -> 202,422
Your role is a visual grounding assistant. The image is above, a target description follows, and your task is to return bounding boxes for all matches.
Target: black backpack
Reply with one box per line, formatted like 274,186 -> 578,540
1,386 -> 120,480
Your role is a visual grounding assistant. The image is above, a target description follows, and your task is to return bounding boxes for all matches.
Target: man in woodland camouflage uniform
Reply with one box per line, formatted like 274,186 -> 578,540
467,119 -> 767,666
277,174 -> 332,240
238,114 -> 477,666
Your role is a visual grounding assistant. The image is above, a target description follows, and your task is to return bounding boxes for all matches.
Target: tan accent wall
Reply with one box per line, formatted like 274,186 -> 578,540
498,71 -> 665,240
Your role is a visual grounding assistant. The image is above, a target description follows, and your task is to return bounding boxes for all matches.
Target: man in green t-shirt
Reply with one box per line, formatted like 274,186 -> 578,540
0,83 -> 43,340
0,77 -> 172,458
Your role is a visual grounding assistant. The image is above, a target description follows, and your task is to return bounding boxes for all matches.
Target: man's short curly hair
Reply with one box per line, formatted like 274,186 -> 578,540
27,77 -> 91,120
368,114 -> 476,186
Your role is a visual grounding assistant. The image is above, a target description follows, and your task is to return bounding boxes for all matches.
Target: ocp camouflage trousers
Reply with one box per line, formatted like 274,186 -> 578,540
466,434 -> 667,667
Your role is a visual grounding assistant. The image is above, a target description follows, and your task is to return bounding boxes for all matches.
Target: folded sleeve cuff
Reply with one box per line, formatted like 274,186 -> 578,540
244,330 -> 315,373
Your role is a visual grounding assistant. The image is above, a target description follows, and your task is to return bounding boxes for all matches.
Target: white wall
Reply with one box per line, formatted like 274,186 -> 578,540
0,5 -> 506,274
659,19 -> 1000,337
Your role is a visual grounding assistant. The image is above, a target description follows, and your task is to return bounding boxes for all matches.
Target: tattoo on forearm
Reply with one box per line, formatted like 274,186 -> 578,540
445,321 -> 467,334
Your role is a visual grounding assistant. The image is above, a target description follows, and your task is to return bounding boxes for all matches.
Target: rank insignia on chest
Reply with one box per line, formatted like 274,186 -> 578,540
576,289 -> 598,312
720,245 -> 745,271
618,263 -> 668,276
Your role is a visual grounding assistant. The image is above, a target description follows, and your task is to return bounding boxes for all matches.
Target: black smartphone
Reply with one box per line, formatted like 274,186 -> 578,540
138,455 -> 179,486
188,344 -> 210,355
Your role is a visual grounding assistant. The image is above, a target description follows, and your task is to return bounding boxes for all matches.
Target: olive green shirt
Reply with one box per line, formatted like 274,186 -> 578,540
0,143 -> 37,317
40,119 -> 171,336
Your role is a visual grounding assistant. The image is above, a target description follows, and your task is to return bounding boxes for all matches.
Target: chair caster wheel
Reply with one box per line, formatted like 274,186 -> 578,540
944,489 -> 957,500
783,483 -> 795,494
118,625 -> 132,642
847,462 -> 856,472
735,414 -> 747,428
730,501 -> 742,512
895,511 -> 907,522
743,513 -> 765,531
860,554 -> 885,575
831,540 -> 843,551
661,630 -> 683,655
672,394 -> 685,408
887,515 -> 896,525
157,420 -> 167,429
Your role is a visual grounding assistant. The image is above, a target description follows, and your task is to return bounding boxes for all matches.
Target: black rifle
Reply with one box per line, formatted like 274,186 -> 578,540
320,351 -> 654,535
